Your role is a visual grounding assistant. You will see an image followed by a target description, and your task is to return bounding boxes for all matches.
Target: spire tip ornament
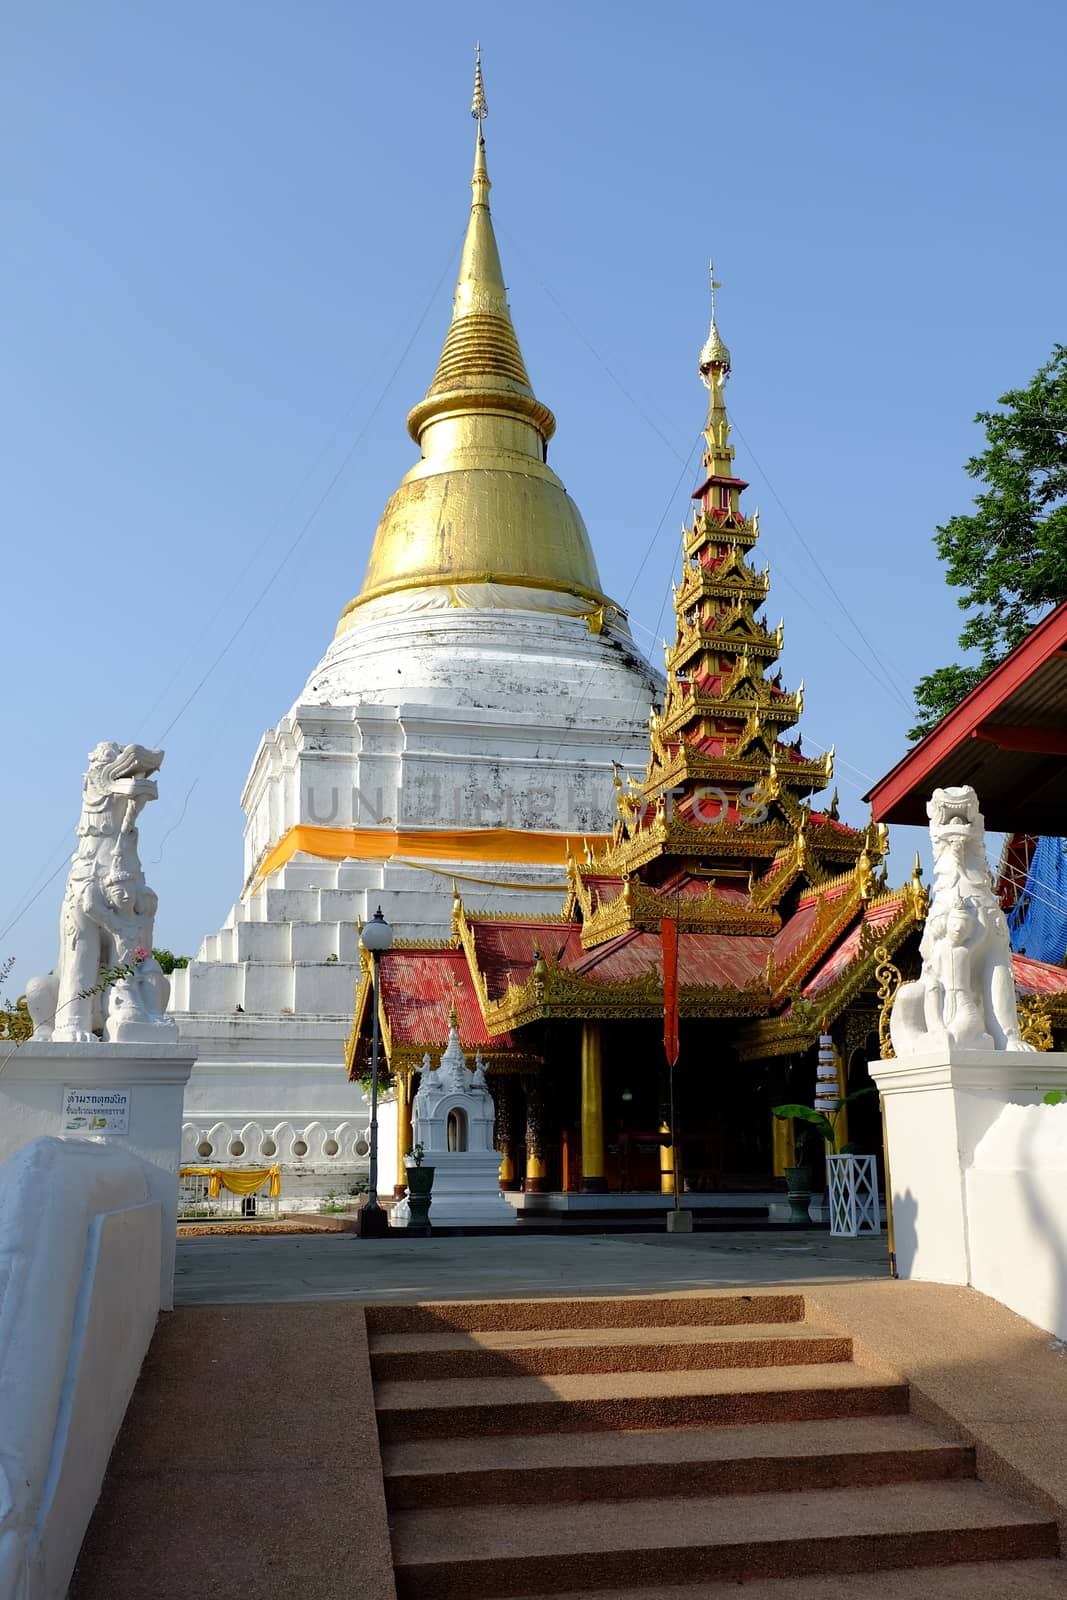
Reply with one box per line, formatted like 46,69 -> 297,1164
471,41 -> 488,122
699,258 -> 732,388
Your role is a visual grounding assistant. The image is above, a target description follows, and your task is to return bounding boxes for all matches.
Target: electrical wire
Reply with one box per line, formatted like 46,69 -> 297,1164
0,855 -> 71,947
134,285 -> 454,739
0,235 -> 463,949
154,237 -> 462,746
512,256 -> 916,716
541,435 -> 703,765
727,413 -> 915,711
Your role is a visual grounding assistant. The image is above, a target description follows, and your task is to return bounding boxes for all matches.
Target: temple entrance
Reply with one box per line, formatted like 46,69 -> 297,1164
505,1021 -> 785,1197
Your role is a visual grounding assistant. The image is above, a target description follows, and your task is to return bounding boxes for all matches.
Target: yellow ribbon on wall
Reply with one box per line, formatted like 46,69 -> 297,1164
180,1165 -> 281,1199
251,824 -> 611,889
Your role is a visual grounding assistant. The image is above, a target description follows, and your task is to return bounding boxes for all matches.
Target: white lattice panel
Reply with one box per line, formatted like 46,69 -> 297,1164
827,1153 -> 880,1236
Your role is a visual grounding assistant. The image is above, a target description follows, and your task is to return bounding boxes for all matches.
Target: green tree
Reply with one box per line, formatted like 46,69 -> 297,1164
911,345 -> 1067,741
152,949 -> 190,975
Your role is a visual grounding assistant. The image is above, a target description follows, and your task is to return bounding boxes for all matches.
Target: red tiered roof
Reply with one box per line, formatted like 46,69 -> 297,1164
1012,953 -> 1067,997
377,949 -> 514,1049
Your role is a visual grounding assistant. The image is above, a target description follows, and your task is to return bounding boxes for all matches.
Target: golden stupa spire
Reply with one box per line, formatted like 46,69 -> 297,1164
698,259 -> 735,482
338,47 -> 612,630
406,47 -> 550,443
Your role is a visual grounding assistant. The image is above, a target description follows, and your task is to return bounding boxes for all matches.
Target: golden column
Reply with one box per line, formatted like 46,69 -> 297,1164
523,1074 -> 548,1193
659,1119 -> 676,1195
490,1076 -> 518,1191
394,1069 -> 413,1197
580,1021 -> 607,1193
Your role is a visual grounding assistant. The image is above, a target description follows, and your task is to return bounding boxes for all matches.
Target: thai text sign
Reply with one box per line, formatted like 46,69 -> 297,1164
63,1087 -> 130,1134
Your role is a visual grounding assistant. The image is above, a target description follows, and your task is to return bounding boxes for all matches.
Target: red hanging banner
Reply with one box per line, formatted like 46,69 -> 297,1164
661,916 -> 679,1068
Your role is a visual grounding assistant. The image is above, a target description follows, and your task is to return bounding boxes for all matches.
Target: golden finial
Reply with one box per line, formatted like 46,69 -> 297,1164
471,41 -> 488,122
699,259 -> 732,387
909,852 -> 928,915
448,998 -> 460,1028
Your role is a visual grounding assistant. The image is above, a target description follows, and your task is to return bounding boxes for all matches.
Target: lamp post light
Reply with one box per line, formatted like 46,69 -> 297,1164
359,905 -> 393,1239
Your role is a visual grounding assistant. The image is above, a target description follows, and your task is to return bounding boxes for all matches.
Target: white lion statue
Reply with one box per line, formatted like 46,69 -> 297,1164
27,742 -> 178,1044
890,785 -> 1033,1055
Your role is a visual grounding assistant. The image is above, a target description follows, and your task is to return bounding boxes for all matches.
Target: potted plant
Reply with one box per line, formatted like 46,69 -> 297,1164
403,1142 -> 434,1234
781,1129 -> 819,1225
773,1087 -> 880,1236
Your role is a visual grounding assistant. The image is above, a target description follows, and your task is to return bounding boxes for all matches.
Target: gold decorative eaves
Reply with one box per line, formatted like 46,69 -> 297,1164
874,945 -> 902,1059
596,814 -> 797,878
737,893 -> 923,1060
578,878 -> 780,950
657,693 -> 801,746
387,1045 -> 542,1075
767,880 -> 868,1001
684,518 -> 758,558
1018,996 -> 1055,1052
484,956 -> 773,1034
450,901 -> 493,1013
645,745 -> 829,799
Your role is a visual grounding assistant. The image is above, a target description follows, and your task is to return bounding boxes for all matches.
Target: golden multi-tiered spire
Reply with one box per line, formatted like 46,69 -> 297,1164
337,48 -> 613,633
640,270 -> 831,814
570,271 -> 878,939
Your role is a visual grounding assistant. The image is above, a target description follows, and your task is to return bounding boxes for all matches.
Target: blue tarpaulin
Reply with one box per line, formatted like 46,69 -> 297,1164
1008,835 -> 1067,963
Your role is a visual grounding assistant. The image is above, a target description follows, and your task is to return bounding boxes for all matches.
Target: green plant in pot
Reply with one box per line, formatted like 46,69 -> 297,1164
403,1141 -> 434,1234
773,1088 -> 876,1225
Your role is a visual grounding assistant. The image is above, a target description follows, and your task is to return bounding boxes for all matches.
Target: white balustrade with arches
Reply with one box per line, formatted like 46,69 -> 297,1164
180,1117 -> 370,1211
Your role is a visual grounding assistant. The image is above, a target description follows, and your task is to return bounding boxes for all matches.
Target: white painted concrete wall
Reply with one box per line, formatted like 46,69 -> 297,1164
968,1101 -> 1067,1341
0,1137 -> 160,1600
0,1040 -> 194,1308
873,1051 -> 1067,1340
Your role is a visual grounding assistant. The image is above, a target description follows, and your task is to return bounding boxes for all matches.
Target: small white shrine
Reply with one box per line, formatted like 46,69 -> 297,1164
393,1009 -> 516,1228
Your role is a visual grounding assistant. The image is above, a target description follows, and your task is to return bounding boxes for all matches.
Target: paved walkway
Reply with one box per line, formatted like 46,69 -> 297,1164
174,1228 -> 890,1305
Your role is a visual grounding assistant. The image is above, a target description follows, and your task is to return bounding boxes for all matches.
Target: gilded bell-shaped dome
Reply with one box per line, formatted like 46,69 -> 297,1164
336,77 -> 612,636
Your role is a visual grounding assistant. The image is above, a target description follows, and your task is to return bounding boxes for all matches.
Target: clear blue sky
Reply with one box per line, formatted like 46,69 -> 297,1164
3,0 -> 1065,982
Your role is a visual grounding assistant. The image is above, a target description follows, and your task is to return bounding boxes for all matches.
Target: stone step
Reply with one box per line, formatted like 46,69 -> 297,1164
501,1561 -> 1067,1600
383,1413 -> 975,1509
374,1361 -> 908,1443
389,1480 -> 1059,1600
369,1319 -> 852,1382
365,1292 -> 804,1336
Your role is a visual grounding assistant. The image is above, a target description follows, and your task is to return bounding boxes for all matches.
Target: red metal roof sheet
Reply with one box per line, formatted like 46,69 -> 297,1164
378,949 -> 515,1049
800,901 -> 904,1001
1013,953 -> 1067,996
866,601 -> 1067,832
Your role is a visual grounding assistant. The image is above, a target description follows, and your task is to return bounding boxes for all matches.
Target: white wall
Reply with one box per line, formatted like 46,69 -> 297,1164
968,1101 -> 1067,1341
873,1052 -> 1067,1341
0,1137 -> 161,1600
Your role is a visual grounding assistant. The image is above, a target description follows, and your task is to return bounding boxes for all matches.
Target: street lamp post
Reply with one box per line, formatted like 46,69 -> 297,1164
359,905 -> 393,1239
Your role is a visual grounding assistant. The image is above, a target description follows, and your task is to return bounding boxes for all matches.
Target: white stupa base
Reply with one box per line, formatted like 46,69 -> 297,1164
411,1151 -> 517,1228
170,593 -> 660,1199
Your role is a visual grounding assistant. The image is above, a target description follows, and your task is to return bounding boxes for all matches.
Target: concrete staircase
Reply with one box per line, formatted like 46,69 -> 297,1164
370,1293 -> 1066,1599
